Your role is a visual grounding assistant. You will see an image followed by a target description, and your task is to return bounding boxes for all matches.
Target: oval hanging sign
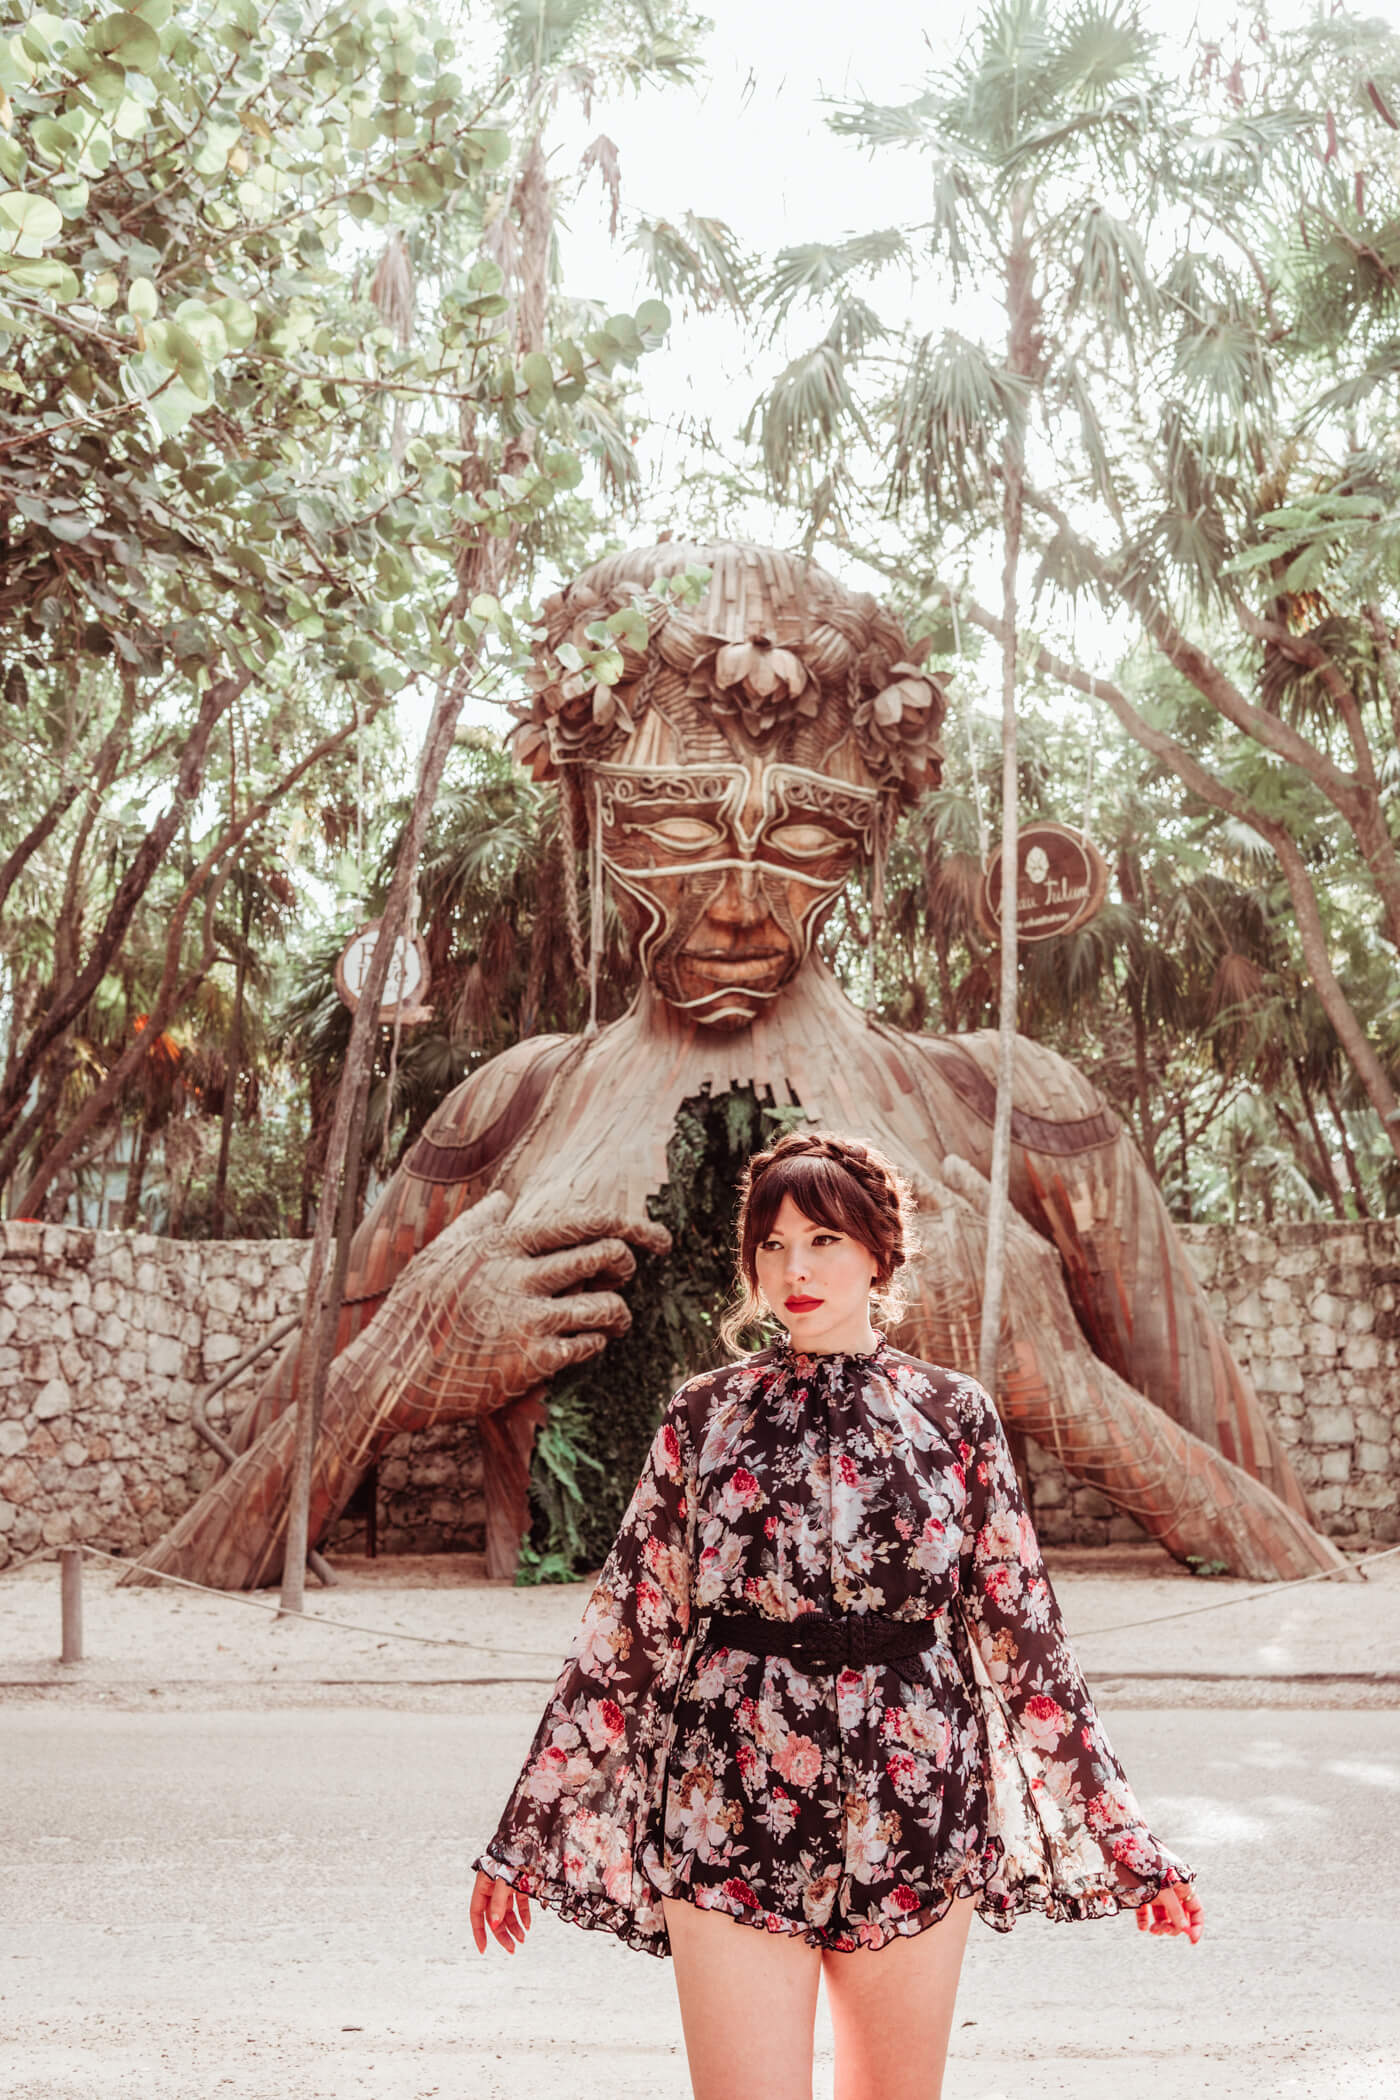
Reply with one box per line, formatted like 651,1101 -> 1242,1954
976,823 -> 1107,943
334,920 -> 434,1024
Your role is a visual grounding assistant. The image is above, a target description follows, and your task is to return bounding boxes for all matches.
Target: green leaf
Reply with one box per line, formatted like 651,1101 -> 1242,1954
91,268 -> 119,309
0,190 -> 63,250
85,10 -> 161,67
127,275 -> 158,320
635,298 -> 670,335
521,348 -> 553,412
0,255 -> 79,300
210,294 -> 256,350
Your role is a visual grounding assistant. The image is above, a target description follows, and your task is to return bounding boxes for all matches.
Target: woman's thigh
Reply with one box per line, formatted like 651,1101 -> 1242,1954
662,1895 -> 822,2100
821,1892 -> 976,2100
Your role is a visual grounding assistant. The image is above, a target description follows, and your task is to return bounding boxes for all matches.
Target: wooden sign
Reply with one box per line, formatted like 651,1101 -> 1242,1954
334,920 -> 434,1024
976,823 -> 1107,943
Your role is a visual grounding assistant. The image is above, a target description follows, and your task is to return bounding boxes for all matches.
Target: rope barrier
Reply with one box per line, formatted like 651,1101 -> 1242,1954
4,1542 -> 569,1663
3,1534 -> 1396,1653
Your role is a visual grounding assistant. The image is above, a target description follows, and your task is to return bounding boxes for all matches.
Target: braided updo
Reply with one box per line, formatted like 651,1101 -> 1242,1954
719,1129 -> 919,1353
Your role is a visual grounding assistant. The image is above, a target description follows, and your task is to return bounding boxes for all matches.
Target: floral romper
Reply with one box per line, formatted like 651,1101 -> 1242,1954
473,1335 -> 1196,1956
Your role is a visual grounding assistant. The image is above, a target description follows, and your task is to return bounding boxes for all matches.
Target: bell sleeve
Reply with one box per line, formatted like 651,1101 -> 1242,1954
471,1375 -> 700,1956
952,1375 -> 1197,1929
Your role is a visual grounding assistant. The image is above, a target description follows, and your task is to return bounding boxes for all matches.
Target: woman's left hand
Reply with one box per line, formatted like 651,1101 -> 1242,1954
1136,1879 -> 1203,1944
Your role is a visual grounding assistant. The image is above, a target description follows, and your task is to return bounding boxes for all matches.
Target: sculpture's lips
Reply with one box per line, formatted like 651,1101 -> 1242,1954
681,946 -> 788,984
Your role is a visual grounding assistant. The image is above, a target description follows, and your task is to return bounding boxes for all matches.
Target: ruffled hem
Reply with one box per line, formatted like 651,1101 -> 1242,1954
975,1858 -> 1196,1933
475,1836 -> 1195,1960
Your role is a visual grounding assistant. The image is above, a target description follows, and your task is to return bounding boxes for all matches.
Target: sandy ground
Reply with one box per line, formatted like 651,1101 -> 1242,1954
2,1542 -> 1398,2099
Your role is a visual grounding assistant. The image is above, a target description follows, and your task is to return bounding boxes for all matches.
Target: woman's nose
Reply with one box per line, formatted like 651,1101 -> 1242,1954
784,1249 -> 810,1284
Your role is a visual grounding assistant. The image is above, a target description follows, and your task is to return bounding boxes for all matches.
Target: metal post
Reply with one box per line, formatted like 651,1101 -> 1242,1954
59,1545 -> 83,1664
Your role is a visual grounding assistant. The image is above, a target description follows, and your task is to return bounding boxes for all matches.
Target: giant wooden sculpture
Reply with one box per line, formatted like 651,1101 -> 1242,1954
131,542 -> 1348,1590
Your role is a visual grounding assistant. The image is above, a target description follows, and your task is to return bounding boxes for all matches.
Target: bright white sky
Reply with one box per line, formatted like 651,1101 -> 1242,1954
440,0 -> 1400,743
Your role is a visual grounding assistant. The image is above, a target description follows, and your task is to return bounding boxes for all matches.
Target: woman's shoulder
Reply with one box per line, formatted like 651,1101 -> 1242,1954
878,1344 -> 995,1420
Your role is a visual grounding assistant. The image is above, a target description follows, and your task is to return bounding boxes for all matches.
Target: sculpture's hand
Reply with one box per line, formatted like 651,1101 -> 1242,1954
334,1189 -> 673,1430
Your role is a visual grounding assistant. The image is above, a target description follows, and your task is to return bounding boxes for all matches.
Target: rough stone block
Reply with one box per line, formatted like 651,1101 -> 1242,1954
1320,1449 -> 1353,1484
204,1278 -> 241,1318
0,1421 -> 27,1460
1301,1324 -> 1341,1358
146,1334 -> 185,1379
32,1379 -> 71,1421
1308,1406 -> 1355,1445
1342,1334 -> 1382,1372
1260,1360 -> 1304,1393
202,1332 -> 244,1367
1307,1292 -> 1350,1328
1346,1302 -> 1376,1335
41,1510 -> 73,1546
70,1304 -> 96,1338
61,1441 -> 86,1468
1357,1441 -> 1392,1474
1232,1291 -> 1269,1329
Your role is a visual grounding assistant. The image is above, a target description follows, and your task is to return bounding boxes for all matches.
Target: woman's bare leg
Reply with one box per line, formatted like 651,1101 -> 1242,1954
662,1895 -> 822,2100
822,1893 -> 975,2100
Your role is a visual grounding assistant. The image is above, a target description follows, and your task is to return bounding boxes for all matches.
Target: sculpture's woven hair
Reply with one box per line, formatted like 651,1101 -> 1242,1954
720,1128 -> 920,1353
509,538 -> 948,810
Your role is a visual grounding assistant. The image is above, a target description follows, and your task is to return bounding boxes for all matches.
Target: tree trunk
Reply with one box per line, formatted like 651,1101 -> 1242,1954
211,890 -> 252,1239
0,671 -> 248,1159
977,195 -> 1030,1402
120,1121 -> 154,1232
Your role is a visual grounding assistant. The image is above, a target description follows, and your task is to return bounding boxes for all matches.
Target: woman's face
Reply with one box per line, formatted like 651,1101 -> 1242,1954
753,1193 -> 880,1355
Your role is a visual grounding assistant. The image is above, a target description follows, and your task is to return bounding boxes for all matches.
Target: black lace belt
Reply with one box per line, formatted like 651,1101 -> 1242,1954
701,1609 -> 949,1672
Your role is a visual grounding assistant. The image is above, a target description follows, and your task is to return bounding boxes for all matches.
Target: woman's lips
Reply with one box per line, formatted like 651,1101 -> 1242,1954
785,1296 -> 823,1312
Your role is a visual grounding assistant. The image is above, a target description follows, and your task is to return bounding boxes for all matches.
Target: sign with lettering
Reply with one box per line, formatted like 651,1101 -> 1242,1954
334,920 -> 434,1024
976,823 -> 1107,943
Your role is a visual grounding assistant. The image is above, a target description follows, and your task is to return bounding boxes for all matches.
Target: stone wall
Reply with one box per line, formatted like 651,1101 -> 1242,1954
1,1217 -> 1396,1572
0,1221 -> 483,1572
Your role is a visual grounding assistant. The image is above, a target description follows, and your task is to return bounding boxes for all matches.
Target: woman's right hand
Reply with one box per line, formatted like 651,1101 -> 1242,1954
470,1868 -> 533,1954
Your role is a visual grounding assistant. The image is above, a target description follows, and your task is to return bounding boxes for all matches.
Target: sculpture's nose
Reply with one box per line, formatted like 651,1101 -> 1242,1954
706,863 -> 765,927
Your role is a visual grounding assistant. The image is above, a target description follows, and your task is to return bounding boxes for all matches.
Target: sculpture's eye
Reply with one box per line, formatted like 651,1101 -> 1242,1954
767,822 -> 845,858
638,817 -> 723,852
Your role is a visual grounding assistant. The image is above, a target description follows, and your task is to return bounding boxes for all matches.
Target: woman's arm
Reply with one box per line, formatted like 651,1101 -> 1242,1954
470,1374 -> 700,1952
955,1375 -> 1203,1937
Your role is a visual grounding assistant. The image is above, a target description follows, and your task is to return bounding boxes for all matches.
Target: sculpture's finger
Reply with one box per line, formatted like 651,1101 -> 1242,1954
513,1210 -> 671,1260
528,1238 -> 639,1295
534,1329 -> 611,1377
533,1289 -> 633,1338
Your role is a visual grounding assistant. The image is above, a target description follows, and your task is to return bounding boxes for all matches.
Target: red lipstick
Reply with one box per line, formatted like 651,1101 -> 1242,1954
785,1295 -> 823,1312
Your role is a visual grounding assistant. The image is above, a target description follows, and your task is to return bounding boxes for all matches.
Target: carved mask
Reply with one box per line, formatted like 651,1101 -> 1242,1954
592,756 -> 881,1029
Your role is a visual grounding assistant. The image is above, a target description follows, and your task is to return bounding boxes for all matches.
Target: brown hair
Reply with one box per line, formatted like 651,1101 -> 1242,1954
719,1129 -> 918,1353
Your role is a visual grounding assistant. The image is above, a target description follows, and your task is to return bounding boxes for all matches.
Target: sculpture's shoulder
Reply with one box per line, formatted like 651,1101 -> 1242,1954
337,1033 -> 585,1317
893,1025 -> 1120,1150
405,1032 -> 585,1192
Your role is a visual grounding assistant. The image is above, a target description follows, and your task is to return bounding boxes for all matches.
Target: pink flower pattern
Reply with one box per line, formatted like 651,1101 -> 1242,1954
474,1337 -> 1195,1957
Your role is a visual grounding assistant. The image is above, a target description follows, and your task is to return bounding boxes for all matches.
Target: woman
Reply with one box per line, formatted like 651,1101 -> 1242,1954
470,1130 -> 1203,2099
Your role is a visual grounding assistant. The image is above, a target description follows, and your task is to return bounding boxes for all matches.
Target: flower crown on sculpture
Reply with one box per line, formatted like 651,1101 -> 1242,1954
509,538 -> 949,806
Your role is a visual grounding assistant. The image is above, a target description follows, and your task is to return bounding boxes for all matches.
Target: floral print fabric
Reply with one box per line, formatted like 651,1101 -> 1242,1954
473,1336 -> 1195,1957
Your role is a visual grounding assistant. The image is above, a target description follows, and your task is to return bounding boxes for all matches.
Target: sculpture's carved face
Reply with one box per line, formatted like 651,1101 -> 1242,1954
592,757 -> 881,1029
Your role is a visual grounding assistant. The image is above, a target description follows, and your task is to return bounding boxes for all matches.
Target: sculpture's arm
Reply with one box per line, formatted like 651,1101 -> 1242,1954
893,1159 -> 1350,1584
231,1033 -> 583,1450
129,1192 -> 672,1591
902,1027 -> 1311,1523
